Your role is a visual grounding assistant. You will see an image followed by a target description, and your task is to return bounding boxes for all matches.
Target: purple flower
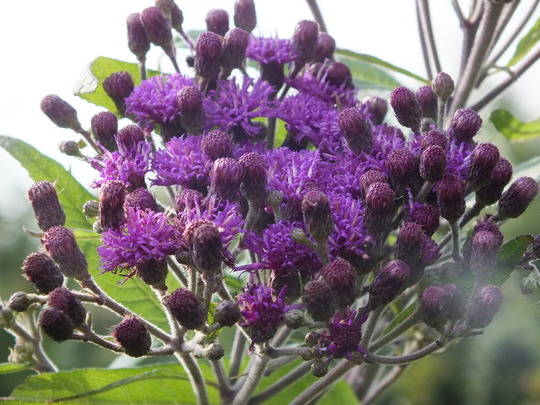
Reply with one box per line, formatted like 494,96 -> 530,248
204,77 -> 276,137
319,308 -> 368,359
446,138 -> 474,180
246,36 -> 298,65
98,208 -> 184,273
125,73 -> 195,128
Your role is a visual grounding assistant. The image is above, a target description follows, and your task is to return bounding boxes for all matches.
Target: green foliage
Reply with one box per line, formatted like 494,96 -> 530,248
0,135 -> 94,231
512,155 -> 540,181
508,17 -> 540,67
491,234 -> 534,287
381,302 -> 419,337
0,364 -> 30,376
489,109 -> 540,142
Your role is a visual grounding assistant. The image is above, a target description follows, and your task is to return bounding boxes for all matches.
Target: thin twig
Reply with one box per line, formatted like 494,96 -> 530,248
305,0 -> 328,32
363,365 -> 408,405
229,328 -> 247,379
416,0 -> 442,78
365,339 -> 445,365
232,351 -> 270,405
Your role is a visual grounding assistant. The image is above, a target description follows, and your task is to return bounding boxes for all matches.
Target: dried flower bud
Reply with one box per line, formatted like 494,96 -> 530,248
476,157 -> 513,206
103,72 -> 134,116
324,62 -> 353,89
40,95 -> 82,132
48,286 -> 86,327
8,292 -> 31,312
82,200 -> 99,218
390,86 -> 422,131
116,124 -> 145,149
170,3 -> 184,32
395,222 -> 424,267
467,285 -> 503,329
407,204 -> 440,236
91,111 -> 118,152
496,176 -> 539,220
466,143 -> 500,192
127,13 -> 150,61
191,221 -> 223,275
137,258 -> 168,288
368,260 -> 410,309
195,31 -> 222,81
292,20 -> 319,64
361,96 -> 387,126
234,0 -> 257,33
420,145 -> 447,183
39,307 -> 73,342
449,108 -> 482,143
315,32 -> 336,62
210,157 -> 244,199
421,129 -> 448,151
214,300 -> 240,326
303,279 -> 335,321
432,72 -> 454,101
59,141 -> 81,156
302,190 -> 334,242
23,252 -> 64,294
436,174 -> 465,223
174,188 -> 204,213
221,28 -> 250,72
165,288 -> 207,329
206,9 -> 229,37
98,180 -> 126,232
201,129 -> 233,160
27,181 -> 65,231
113,317 -> 151,357
239,152 -> 267,202
42,226 -> 88,280
206,343 -> 225,361
338,108 -> 373,154
141,6 -> 174,56
323,258 -> 356,309
416,85 -> 437,121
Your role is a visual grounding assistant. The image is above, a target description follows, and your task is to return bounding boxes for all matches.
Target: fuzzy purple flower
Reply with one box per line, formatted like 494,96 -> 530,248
319,309 -> 368,359
246,36 -> 298,65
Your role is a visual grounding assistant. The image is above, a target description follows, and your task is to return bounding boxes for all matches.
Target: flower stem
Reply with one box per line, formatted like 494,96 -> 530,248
229,328 -> 247,380
365,338 -> 446,365
175,351 -> 211,405
416,0 -> 442,78
305,0 -> 328,33
363,365 -> 408,405
232,351 -> 270,405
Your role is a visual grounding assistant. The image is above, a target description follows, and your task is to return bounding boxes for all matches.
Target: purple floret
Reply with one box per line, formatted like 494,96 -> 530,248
246,36 -> 298,65
319,308 -> 368,359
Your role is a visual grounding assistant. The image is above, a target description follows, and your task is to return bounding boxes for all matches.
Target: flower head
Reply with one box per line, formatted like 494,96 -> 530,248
319,309 -> 367,359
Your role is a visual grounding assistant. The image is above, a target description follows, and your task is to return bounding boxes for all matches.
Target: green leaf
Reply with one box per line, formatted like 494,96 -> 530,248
0,364 -> 31,376
508,17 -> 540,67
489,109 -> 540,142
0,135 -> 94,230
491,234 -> 534,287
381,302 -> 419,337
7,364 -> 219,403
336,49 -> 429,88
74,57 -> 160,114
512,155 -> 540,182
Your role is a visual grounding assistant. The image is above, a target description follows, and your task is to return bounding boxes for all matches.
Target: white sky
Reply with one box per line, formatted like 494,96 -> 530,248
0,0 -> 539,216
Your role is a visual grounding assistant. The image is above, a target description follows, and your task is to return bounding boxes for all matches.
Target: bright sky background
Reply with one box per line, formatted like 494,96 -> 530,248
1,0 -> 539,217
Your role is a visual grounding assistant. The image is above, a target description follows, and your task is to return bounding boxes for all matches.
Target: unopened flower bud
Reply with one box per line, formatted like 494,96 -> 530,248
497,176 -> 539,220
363,182 -> 396,234
305,331 -> 321,347
420,145 -> 447,183
390,86 -> 422,131
395,222 -> 424,267
91,111 -> 118,151
8,292 -> 31,312
124,188 -> 158,212
360,170 -> 387,197
234,0 -> 257,33
170,3 -> 184,33
302,190 -> 334,242
416,85 -> 437,121
324,62 -> 353,89
436,174 -> 465,223
113,317 -> 151,357
386,148 -> 417,189
191,221 -> 223,275
449,108 -> 482,143
23,252 -> 64,294
141,6 -> 174,56
421,284 -> 465,332
47,286 -> 86,327
137,258 -> 168,289
164,288 -> 207,329
432,72 -> 454,101
533,234 -> 540,258
221,28 -> 250,72
82,200 -> 99,218
103,72 -> 134,116
520,274 -> 538,295
116,124 -> 145,149
176,86 -> 205,134
304,279 -> 335,321
42,226 -> 88,280
127,13 -> 150,62
59,140 -> 81,156
206,9 -> 229,37
40,95 -> 82,132
206,343 -> 225,361
338,108 -> 373,154
239,152 -> 267,202
311,360 -> 329,377
361,96 -> 388,126
214,300 -> 240,326
98,180 -> 126,231
323,258 -> 356,309
476,157 -> 513,206
466,143 -> 500,192
315,32 -> 336,62
174,188 -> 204,213
195,31 -> 222,81
292,20 -> 319,64
201,129 -> 233,160
368,260 -> 410,309
471,230 -> 502,281
284,309 -> 305,329
210,157 -> 244,199
27,181 -> 65,232
421,129 -> 448,151
467,285 -> 503,329
39,307 -> 73,342
407,204 -> 440,236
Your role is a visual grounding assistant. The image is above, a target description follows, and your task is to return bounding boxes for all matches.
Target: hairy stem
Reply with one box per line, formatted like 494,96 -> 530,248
229,328 -> 247,380
175,351 -> 211,405
416,0 -> 442,78
232,352 -> 270,405
365,338 -> 446,365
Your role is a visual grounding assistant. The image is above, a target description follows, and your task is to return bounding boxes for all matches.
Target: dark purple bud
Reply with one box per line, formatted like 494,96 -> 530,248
91,111 -> 118,152
191,221 -> 223,275
390,86 -> 422,131
386,147 -> 417,183
214,300 -> 241,326
323,258 -> 356,309
127,13 -> 150,61
436,174 -> 465,223
140,7 -> 174,56
421,284 -> 465,332
174,188 -> 204,213
472,221 -> 504,247
177,85 -> 205,134
292,20 -> 319,64
103,72 -> 134,116
533,234 -> 540,258
165,288 -> 207,329
201,129 -> 233,160
221,28 -> 250,71
239,152 -> 267,202
23,252 -> 64,294
497,176 -> 538,220
27,181 -> 65,232
40,95 -> 82,132
210,157 -> 244,199
47,286 -> 86,327
416,85 -> 437,121
476,157 -> 513,206
432,72 -> 454,101
195,31 -> 222,80
439,284 -> 466,322
338,108 -> 373,154
59,141 -> 81,156
8,292 -> 31,312
42,226 -> 88,280
359,170 -> 387,197
449,108 -> 482,143
420,145 -> 447,183
467,285 -> 503,329
155,0 -> 176,16
315,32 -> 336,62
116,124 -> 145,149
206,9 -> 229,37
361,96 -> 388,126
420,235 -> 441,266
324,62 -> 353,89
366,182 -> 395,212
395,222 -> 424,267
136,258 -> 168,289
234,0 -> 257,33
98,180 -> 126,232
124,188 -> 158,212
260,61 -> 285,91
303,279 -> 335,321
421,129 -> 448,151
39,307 -> 73,342
170,3 -> 184,33
471,230 -> 501,281
113,317 -> 151,357
302,190 -> 334,242
407,204 -> 440,236
368,260 -> 410,309
466,143 -> 500,192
